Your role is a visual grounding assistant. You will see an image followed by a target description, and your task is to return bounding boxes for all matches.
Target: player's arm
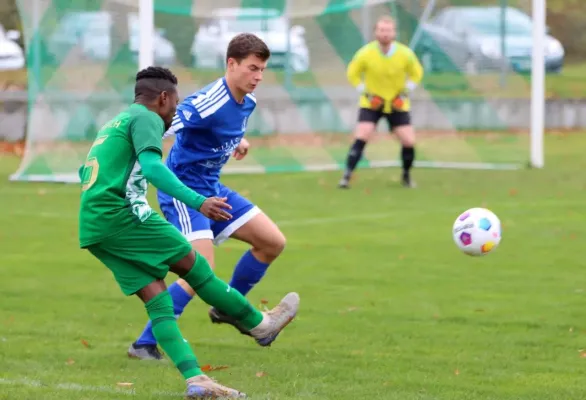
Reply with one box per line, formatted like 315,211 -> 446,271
138,150 -> 206,211
347,47 -> 385,110
405,49 -> 424,92
130,113 -> 232,221
391,49 -> 424,110
346,48 -> 367,93
163,101 -> 210,139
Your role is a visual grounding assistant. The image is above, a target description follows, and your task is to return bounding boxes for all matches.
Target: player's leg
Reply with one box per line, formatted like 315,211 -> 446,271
130,241 -> 214,358
207,186 -> 286,334
104,214 -> 298,397
131,192 -> 215,358
86,236 -> 244,398
388,111 -> 416,187
168,248 -> 298,348
146,212 -> 298,348
339,108 -> 380,188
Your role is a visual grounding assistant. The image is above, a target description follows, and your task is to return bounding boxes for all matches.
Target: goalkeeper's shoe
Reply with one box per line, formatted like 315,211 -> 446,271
127,342 -> 164,361
338,176 -> 350,189
402,172 -> 417,188
249,292 -> 300,347
185,375 -> 246,399
209,307 -> 252,337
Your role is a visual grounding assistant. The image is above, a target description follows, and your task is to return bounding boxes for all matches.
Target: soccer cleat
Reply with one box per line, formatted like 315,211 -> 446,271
208,307 -> 252,337
338,177 -> 350,189
250,292 -> 300,347
127,342 -> 164,361
185,375 -> 246,399
401,173 -> 417,188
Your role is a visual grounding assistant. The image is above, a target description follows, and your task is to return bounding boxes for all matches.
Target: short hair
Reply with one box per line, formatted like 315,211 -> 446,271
226,33 -> 271,63
135,66 -> 178,101
376,15 -> 395,27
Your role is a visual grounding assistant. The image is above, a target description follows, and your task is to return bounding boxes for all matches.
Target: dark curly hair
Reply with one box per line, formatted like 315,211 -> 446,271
134,66 -> 178,102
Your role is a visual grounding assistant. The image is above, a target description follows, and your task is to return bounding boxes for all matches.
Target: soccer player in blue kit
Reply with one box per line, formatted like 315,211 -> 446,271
128,33 -> 291,360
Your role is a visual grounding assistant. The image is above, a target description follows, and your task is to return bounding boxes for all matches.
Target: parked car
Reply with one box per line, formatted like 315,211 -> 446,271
0,25 -> 25,70
415,6 -> 565,74
191,7 -> 310,73
47,11 -> 176,66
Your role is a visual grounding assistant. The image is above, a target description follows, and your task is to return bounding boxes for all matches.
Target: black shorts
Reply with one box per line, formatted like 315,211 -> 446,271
358,108 -> 411,130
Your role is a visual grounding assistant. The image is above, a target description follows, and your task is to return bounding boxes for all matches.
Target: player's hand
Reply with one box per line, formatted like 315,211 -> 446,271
367,94 -> 385,111
392,93 -> 407,111
200,197 -> 233,222
233,138 -> 249,161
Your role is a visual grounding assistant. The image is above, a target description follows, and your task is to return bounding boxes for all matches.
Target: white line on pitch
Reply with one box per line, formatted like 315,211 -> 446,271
0,377 -> 182,397
8,198 -> 586,227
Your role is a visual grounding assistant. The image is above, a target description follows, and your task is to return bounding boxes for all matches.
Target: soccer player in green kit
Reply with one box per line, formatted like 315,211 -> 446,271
78,66 -> 299,399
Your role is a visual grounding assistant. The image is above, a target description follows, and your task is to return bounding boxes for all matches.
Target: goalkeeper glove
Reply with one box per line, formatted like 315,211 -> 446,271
365,93 -> 385,111
391,93 -> 407,111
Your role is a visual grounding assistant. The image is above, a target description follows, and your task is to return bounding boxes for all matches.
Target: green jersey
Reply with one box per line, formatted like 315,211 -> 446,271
79,103 -> 164,247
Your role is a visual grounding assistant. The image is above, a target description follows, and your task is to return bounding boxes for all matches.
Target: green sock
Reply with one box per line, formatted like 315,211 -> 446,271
145,291 -> 202,379
183,253 -> 263,330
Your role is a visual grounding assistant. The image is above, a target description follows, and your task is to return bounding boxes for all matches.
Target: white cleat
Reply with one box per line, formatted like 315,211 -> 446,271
249,292 -> 300,347
185,375 -> 246,399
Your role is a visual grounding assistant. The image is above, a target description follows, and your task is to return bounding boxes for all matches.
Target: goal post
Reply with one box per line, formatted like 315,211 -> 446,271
530,0 -> 545,169
10,0 -> 546,182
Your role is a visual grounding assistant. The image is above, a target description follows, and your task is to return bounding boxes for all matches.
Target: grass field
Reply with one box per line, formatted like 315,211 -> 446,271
1,133 -> 586,399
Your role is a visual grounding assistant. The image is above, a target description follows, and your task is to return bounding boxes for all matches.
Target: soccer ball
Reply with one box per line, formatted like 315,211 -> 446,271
453,208 -> 501,256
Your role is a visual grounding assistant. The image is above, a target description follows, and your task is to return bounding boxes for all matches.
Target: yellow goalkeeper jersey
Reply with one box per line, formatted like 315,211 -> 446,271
347,40 -> 424,113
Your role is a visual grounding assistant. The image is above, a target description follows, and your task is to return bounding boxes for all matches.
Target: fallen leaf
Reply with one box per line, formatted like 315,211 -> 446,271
508,188 -> 518,196
255,371 -> 267,378
81,339 -> 91,348
454,369 -> 460,376
117,382 -> 133,387
65,358 -> 75,365
364,188 -> 371,195
38,189 -> 47,196
260,299 -> 269,305
580,351 -> 586,358
398,255 -> 405,260
201,364 -> 229,372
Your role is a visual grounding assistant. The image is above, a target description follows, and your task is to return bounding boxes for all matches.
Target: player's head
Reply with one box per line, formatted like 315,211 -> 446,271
375,16 -> 396,46
225,33 -> 271,94
134,66 -> 179,130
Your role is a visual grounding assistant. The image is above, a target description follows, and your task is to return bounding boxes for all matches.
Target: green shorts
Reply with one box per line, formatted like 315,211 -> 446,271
87,213 -> 192,296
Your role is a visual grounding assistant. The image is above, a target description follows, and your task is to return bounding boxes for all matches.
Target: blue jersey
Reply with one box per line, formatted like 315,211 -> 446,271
164,77 -> 256,197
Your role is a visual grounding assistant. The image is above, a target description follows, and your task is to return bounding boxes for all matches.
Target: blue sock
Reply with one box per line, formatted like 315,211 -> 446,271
135,281 -> 193,346
229,250 -> 271,296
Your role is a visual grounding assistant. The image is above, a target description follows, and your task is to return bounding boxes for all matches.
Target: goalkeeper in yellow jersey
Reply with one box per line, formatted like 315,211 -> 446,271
339,15 -> 424,189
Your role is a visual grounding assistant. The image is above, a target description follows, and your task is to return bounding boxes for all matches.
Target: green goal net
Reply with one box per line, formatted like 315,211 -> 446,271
12,0 -> 541,182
